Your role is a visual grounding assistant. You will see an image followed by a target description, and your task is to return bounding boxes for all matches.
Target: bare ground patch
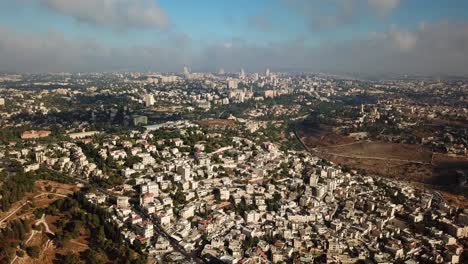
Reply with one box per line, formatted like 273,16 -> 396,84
197,118 -> 236,128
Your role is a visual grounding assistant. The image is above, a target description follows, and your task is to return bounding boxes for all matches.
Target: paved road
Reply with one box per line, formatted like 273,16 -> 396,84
141,210 -> 208,264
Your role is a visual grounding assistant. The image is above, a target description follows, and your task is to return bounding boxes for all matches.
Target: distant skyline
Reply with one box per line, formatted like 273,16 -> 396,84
0,0 -> 468,76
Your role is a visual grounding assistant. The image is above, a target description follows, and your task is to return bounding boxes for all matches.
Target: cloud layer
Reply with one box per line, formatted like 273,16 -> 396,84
368,0 -> 401,16
283,0 -> 402,30
1,21 -> 467,77
247,16 -> 272,31
40,0 -> 169,29
0,26 -> 186,73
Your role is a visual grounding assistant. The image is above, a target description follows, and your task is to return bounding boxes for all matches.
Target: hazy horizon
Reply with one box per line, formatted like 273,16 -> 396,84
1,0 -> 468,77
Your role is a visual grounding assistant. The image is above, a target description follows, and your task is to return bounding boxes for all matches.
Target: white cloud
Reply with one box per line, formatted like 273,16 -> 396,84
1,21 -> 467,77
368,0 -> 401,16
196,21 -> 468,76
40,0 -> 169,29
388,26 -> 418,51
0,26 -> 187,72
247,15 -> 272,31
283,0 -> 401,30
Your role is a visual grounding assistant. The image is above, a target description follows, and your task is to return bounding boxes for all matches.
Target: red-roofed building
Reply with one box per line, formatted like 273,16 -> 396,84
21,130 -> 51,139
140,192 -> 154,206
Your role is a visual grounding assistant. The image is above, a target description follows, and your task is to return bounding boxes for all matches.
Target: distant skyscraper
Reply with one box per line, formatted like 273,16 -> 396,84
218,67 -> 225,75
240,68 -> 246,79
183,66 -> 190,79
143,94 -> 155,107
266,68 -> 270,77
0,98 -> 4,106
238,91 -> 245,103
227,79 -> 238,89
253,73 -> 259,81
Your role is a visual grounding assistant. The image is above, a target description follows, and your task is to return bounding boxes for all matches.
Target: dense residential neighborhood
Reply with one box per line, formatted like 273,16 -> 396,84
0,71 -> 466,263
1,1 -> 468,263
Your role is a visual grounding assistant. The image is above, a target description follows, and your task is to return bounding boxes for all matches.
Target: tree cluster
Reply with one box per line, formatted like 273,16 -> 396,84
42,193 -> 147,264
0,219 -> 31,262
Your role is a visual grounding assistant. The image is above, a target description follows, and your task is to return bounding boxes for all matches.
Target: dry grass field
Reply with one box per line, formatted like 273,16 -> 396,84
323,142 -> 433,162
197,118 -> 237,128
298,127 -> 468,207
298,126 -> 354,148
2,180 -> 82,264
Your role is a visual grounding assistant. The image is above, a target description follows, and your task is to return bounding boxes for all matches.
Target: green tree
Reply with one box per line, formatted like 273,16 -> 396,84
26,245 -> 40,258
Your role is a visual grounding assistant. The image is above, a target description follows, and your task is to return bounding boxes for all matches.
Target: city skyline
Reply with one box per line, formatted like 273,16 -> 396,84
0,2 -> 467,262
0,1 -> 468,76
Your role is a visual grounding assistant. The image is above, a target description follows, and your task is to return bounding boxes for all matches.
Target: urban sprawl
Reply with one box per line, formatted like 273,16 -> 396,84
0,69 -> 467,264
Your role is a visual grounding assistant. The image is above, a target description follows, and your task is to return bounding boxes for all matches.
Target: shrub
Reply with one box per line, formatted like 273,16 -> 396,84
26,245 -> 40,258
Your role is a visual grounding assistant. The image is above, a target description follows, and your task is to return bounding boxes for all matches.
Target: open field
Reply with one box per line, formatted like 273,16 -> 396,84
197,118 -> 236,128
320,153 -> 429,180
319,148 -> 468,207
430,119 -> 468,129
298,126 -> 354,148
298,127 -> 468,207
322,142 -> 433,163
432,154 -> 468,186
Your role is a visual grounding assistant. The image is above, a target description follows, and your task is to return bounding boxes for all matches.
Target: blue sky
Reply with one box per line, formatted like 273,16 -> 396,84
0,0 -> 468,76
